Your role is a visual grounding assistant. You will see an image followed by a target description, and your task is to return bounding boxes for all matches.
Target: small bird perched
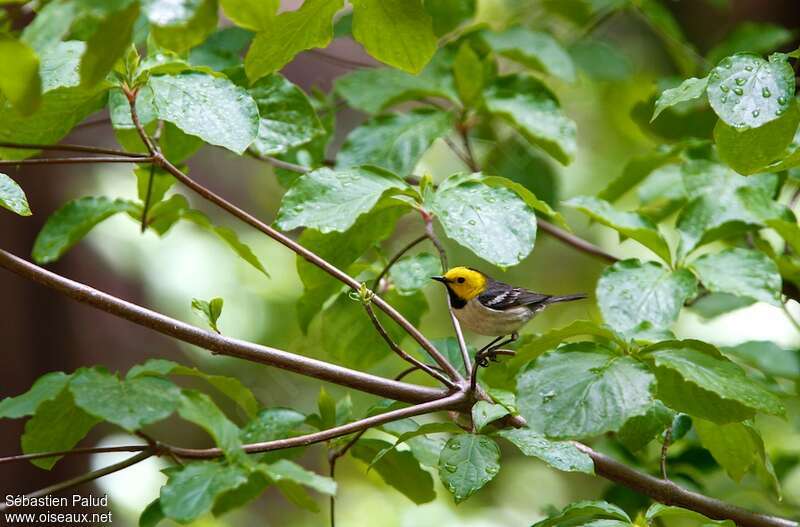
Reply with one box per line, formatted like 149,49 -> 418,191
431,266 -> 586,342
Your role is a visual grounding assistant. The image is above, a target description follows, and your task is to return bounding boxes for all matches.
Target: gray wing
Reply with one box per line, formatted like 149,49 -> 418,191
477,280 -> 551,311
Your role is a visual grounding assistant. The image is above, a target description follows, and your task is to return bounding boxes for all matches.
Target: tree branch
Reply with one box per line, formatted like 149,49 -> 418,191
0,450 -> 155,512
0,142 -> 149,157
169,391 -> 468,458
0,444 -> 149,464
0,156 -> 155,166
0,249 -> 446,404
575,444 -> 798,527
537,219 -> 618,263
362,301 -> 456,388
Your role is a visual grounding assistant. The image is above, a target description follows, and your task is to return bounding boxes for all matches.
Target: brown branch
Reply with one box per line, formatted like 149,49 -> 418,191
362,302 -> 456,388
575,444 -> 798,527
0,142 -> 149,157
0,444 -> 149,464
0,249 -> 446,404
538,219 -> 618,264
0,156 -> 155,167
661,427 -> 672,480
0,450 -> 155,512
247,151 -> 309,174
170,391 -> 467,458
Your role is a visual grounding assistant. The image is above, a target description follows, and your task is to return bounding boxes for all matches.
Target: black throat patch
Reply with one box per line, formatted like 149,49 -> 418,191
446,286 -> 467,309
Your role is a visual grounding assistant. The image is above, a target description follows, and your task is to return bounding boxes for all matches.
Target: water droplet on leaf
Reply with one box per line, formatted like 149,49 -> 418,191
720,85 -> 729,93
762,87 -> 771,98
735,77 -> 746,86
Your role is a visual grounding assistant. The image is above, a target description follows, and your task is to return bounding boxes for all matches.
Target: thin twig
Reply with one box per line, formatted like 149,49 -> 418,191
538,219 -> 618,263
373,234 -> 428,290
363,302 -> 456,388
247,151 -> 309,174
443,136 -> 474,168
661,427 -> 672,480
781,301 -> 800,335
0,444 -> 149,464
0,142 -> 148,157
0,450 -> 154,512
307,49 -> 376,69
141,163 -> 156,233
0,248 -> 446,404
0,156 -> 154,167
457,123 -> 479,172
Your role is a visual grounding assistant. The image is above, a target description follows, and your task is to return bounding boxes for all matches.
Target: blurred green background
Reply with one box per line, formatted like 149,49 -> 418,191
2,0 -> 800,525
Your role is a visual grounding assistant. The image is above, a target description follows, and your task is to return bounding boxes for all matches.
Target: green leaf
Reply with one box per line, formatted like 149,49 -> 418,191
129,359 -> 260,420
425,0 -> 475,36
351,438 -> 435,504
160,122 -> 204,164
483,137 -> 559,211
689,248 -> 782,306
532,500 -> 631,527
723,341 -> 800,379
147,194 -> 189,236
482,27 -> 575,82
220,0 -> 278,30
21,388 -> 101,469
707,22 -> 795,68
517,344 -> 655,439
261,459 -> 336,511
182,209 -> 268,276
21,0 -> 78,53
649,344 -> 785,422
316,387 -> 337,430
241,408 -> 306,443
637,0 -> 697,76
714,100 -> 800,175
368,422 -> 462,468
484,74 -> 577,165
616,400 -> 675,452
599,143 -> 687,202
478,174 -> 570,230
381,418 -> 448,468
707,53 -> 795,129
79,2 -> 139,87
676,161 -> 789,256
0,371 -> 70,419
596,260 -> 697,335
0,35 -> 42,115
136,166 -> 175,205
322,289 -> 427,369
244,0 -> 343,82
570,38 -> 632,81
276,166 -> 409,233
645,503 -> 735,527
351,0 -> 436,74
389,253 -> 441,295
428,173 -> 538,267
192,297 -> 225,333
69,367 -> 181,432
160,461 -> 250,523
421,337 -> 474,378
651,76 -> 708,122
333,56 -> 457,114
564,196 -> 672,264
0,42 -> 109,161
471,401 -> 509,432
508,320 -> 620,372
145,73 -> 259,154
453,42 -> 484,106
438,434 -> 500,503
139,499 -> 165,527
146,0 -> 218,53
0,173 -> 32,216
337,109 -> 454,175
694,419 -> 760,481
189,27 -> 253,71
178,390 -> 247,463
32,197 -> 136,264
497,427 -> 594,473
248,74 -> 324,157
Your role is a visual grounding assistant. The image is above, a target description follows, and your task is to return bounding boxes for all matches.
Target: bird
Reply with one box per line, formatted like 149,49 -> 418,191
431,266 -> 586,362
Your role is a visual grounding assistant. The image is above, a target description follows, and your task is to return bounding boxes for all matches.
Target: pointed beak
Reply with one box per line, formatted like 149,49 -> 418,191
431,276 -> 447,283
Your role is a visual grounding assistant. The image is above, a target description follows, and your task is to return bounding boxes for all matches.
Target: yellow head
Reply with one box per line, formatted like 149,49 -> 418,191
431,266 -> 487,301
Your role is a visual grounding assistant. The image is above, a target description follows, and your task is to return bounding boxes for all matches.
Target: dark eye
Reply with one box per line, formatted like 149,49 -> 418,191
457,277 -> 466,283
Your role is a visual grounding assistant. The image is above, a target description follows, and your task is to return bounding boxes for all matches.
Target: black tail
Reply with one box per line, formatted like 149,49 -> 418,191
547,293 -> 587,304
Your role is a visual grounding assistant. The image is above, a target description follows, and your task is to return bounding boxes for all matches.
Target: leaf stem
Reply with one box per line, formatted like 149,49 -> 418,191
660,426 -> 672,480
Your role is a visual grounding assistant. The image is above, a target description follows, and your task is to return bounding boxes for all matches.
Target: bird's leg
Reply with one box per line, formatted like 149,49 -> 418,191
476,332 -> 518,366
